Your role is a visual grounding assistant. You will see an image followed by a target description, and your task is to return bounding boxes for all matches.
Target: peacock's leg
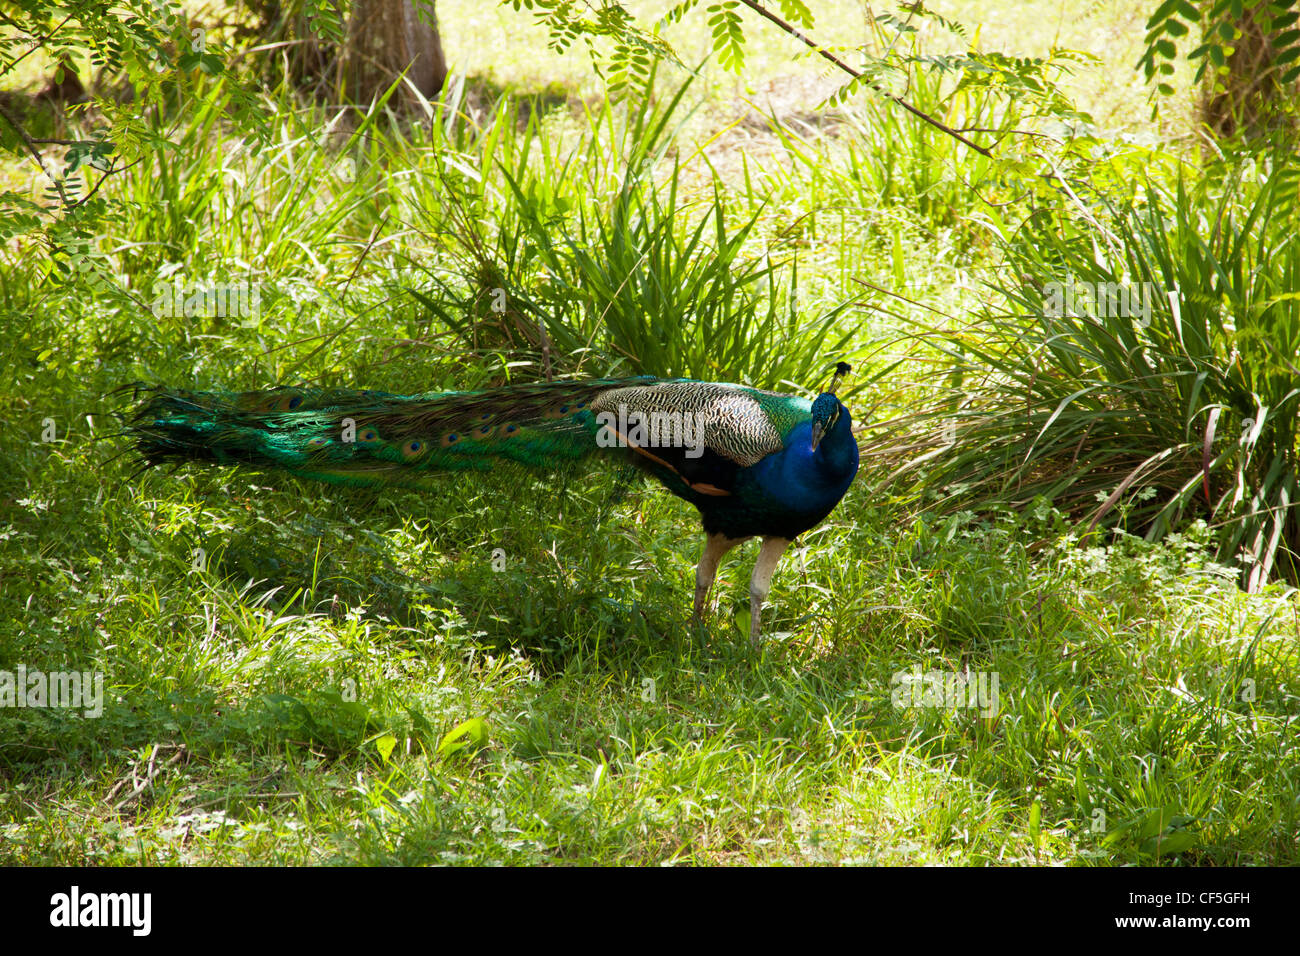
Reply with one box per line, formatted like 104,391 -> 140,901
748,536 -> 792,644
694,533 -> 747,622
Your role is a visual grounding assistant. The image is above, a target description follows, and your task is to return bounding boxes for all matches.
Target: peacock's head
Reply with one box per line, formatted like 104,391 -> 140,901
810,362 -> 851,451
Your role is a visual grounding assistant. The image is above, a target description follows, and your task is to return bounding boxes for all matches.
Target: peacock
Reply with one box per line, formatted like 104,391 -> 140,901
123,364 -> 859,642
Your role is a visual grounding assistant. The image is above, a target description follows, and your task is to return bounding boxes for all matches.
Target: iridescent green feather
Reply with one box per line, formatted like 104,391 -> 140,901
735,387 -> 813,442
127,378 -> 658,487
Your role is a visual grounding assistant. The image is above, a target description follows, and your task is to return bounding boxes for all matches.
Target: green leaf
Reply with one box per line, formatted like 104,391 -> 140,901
437,717 -> 489,760
1145,0 -> 1183,27
1141,826 -> 1198,857
1274,29 -> 1300,50
706,2 -> 746,72
777,0 -> 814,29
891,228 -> 906,289
1136,805 -> 1183,839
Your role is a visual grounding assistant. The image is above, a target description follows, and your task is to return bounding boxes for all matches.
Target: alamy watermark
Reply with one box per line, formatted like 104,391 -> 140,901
50,886 -> 150,936
1044,279 -> 1163,327
151,277 -> 261,320
0,665 -> 103,717
595,404 -> 707,459
891,667 -> 999,717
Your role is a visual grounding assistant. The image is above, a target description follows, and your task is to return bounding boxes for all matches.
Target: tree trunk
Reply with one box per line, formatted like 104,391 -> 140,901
1199,6 -> 1286,141
344,0 -> 446,107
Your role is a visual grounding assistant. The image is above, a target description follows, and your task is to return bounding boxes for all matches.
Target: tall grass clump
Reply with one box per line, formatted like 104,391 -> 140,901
871,158 -> 1300,589
406,72 -> 857,390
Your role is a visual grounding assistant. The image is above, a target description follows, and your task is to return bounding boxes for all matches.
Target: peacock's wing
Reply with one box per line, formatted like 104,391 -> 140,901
590,382 -> 812,496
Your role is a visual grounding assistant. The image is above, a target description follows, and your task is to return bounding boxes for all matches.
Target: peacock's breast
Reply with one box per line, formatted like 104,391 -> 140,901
698,419 -> 858,540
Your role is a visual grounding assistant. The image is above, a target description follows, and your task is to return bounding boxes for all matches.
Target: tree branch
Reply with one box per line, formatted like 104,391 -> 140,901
0,100 -> 70,207
79,156 -> 143,208
0,11 -> 76,75
737,0 -> 994,158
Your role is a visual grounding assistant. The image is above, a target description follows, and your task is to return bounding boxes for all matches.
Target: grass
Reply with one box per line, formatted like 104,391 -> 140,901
869,158 -> 1300,592
1,1 -> 1297,866
4,448 -> 1296,863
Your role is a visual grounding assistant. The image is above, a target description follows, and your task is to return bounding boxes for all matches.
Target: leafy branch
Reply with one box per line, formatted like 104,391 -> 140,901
1140,0 -> 1300,93
1139,0 -> 1300,136
733,0 -> 994,157
515,0 -> 1096,163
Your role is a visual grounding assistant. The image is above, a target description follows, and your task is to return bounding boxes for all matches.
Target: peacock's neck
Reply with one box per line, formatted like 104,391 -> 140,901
741,405 -> 858,530
814,408 -> 859,492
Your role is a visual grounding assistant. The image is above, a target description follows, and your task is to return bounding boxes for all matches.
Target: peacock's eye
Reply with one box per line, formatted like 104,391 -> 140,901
288,396 -> 302,410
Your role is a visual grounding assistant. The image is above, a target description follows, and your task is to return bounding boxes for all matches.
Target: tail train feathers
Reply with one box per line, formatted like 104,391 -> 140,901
126,378 -> 658,487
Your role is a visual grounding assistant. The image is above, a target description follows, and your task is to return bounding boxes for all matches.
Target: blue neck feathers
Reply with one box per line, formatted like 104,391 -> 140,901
747,401 -> 858,528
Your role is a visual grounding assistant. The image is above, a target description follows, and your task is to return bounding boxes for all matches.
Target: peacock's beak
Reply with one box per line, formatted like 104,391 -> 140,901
810,421 -> 826,452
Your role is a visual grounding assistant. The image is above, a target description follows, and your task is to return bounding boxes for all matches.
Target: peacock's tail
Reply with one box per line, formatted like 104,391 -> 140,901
124,377 -> 659,487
